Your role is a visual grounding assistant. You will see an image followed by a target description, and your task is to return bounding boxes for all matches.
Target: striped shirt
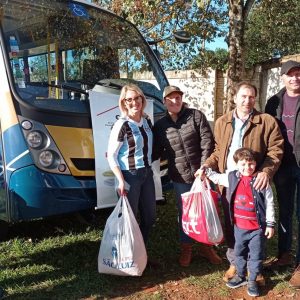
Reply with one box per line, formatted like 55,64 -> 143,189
107,116 -> 153,170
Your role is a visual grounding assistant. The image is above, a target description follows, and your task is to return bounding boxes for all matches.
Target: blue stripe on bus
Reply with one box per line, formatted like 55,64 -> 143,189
2,123 -> 33,174
8,165 -> 96,221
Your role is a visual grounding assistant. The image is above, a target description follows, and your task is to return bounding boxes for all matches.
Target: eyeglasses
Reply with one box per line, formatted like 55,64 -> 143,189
124,95 -> 143,103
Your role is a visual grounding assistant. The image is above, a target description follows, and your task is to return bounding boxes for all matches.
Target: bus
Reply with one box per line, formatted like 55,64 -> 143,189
0,0 -> 169,230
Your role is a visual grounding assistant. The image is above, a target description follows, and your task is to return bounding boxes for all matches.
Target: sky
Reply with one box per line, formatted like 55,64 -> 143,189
206,36 -> 228,51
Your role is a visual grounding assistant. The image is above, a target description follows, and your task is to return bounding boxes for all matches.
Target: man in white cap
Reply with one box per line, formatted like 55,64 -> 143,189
265,60 -> 300,287
153,85 -> 222,267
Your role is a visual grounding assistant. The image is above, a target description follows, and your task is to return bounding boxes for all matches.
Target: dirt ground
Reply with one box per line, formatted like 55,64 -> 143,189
108,258 -> 300,300
112,279 -> 300,300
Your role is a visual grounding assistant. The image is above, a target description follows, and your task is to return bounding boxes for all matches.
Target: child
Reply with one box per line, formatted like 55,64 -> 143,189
206,147 -> 275,297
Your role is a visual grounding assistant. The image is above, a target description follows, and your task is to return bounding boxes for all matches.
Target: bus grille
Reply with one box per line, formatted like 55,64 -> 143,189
71,158 -> 95,171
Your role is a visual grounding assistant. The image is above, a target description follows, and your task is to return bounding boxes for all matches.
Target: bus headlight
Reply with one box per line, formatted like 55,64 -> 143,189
39,150 -> 58,168
19,116 -> 71,175
21,120 -> 33,130
26,131 -> 45,149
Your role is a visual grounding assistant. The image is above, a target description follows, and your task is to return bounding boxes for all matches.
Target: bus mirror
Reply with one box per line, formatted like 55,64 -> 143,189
148,30 -> 191,46
173,30 -> 191,43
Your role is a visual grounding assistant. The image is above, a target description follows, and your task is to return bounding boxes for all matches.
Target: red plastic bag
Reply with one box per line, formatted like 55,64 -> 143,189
181,178 -> 223,245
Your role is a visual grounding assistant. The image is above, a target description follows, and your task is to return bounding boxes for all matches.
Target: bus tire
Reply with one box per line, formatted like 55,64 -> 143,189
0,220 -> 8,239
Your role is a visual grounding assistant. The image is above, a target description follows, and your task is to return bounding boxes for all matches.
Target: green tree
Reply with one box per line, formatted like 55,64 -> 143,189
94,0 -> 228,71
189,48 -> 228,71
94,0 -> 258,113
245,0 -> 300,67
223,0 -> 256,112
30,55 -> 51,82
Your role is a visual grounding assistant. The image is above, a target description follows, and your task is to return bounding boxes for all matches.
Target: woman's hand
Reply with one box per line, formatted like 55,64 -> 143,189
117,180 -> 127,196
111,166 -> 127,196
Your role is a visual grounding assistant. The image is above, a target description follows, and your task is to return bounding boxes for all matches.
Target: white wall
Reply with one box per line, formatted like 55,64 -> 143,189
165,69 -> 216,121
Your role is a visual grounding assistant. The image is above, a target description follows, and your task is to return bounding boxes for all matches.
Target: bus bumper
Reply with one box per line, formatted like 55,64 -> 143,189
8,165 -> 96,222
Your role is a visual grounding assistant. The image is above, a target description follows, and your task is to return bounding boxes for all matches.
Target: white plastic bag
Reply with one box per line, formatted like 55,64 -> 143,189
152,159 -> 164,201
200,178 -> 224,244
98,195 -> 147,276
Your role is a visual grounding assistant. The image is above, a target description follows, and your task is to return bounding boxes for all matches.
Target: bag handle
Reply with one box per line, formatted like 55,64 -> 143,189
202,177 -> 213,191
116,195 -> 131,219
190,176 -> 201,192
191,176 -> 212,193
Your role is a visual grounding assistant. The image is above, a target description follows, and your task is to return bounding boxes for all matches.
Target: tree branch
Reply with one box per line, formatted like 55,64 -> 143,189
243,0 -> 256,19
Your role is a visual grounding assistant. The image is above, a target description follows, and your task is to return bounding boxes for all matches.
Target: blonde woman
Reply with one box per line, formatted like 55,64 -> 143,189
107,84 -> 155,244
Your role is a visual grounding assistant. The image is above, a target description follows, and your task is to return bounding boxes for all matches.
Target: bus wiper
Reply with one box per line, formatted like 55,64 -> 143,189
28,82 -> 88,95
96,80 -> 124,90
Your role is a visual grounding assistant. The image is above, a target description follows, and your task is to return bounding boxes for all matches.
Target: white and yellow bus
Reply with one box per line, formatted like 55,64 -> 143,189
0,0 -> 169,229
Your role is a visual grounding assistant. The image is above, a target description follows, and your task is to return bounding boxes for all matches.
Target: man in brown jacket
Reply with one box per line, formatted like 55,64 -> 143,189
197,82 -> 284,283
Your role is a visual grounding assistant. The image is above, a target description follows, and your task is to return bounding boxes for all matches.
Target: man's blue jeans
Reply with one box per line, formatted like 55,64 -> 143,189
274,163 -> 300,264
122,167 -> 156,244
173,182 -> 194,243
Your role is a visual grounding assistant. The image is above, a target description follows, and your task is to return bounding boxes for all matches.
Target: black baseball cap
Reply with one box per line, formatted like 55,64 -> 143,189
280,60 -> 300,75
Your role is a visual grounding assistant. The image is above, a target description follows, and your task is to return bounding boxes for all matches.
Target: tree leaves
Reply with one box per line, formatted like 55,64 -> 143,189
93,0 -> 228,71
245,0 -> 300,67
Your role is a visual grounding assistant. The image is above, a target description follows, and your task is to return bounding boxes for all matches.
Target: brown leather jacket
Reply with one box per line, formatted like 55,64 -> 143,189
205,109 -> 284,179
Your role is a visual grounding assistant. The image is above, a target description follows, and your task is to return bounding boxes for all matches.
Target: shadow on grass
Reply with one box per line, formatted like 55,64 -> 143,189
4,207 -> 113,242
2,233 -> 229,299
1,190 -> 299,299
0,191 -> 226,299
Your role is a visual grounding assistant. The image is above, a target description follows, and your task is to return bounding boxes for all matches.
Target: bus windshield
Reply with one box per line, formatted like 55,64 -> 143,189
0,0 -> 167,114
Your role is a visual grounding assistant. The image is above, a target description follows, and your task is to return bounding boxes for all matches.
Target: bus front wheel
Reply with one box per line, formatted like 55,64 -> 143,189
0,220 -> 8,239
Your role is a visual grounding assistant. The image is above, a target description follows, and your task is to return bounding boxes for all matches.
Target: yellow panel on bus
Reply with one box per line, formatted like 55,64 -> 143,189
46,125 -> 95,177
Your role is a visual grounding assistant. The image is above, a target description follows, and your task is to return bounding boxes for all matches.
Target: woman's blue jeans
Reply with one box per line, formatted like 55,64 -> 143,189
122,167 -> 156,244
173,182 -> 194,244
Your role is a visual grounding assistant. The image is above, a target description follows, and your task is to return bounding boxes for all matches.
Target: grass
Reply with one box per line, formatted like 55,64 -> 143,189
0,189 -> 299,299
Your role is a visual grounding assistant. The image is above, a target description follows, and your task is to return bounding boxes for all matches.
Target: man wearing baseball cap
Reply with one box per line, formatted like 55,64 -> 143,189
153,85 -> 222,267
265,60 -> 300,287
